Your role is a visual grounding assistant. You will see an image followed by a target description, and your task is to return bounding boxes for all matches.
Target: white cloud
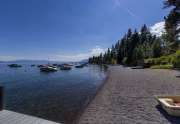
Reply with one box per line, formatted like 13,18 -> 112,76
150,21 -> 180,40
50,46 -> 106,62
90,46 -> 106,56
150,21 -> 166,37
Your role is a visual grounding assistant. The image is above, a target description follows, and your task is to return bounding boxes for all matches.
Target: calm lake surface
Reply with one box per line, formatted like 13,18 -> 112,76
0,63 -> 107,123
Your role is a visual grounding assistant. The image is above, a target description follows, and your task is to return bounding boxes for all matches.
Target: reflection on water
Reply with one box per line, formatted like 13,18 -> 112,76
0,63 -> 106,123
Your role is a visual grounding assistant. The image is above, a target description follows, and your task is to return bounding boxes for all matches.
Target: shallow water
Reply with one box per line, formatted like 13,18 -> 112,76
0,63 -> 106,123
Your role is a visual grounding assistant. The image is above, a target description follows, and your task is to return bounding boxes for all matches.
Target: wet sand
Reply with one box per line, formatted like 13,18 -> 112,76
77,66 -> 180,124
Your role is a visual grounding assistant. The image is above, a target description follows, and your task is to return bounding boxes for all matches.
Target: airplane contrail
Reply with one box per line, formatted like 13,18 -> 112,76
113,0 -> 143,23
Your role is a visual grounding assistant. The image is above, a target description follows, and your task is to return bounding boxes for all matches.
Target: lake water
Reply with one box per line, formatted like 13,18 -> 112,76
0,63 -> 107,123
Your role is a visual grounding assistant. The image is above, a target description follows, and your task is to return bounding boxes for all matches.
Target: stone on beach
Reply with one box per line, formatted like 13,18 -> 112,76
78,66 -> 180,124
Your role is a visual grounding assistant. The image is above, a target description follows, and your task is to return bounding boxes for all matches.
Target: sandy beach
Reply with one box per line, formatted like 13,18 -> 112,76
77,66 -> 180,124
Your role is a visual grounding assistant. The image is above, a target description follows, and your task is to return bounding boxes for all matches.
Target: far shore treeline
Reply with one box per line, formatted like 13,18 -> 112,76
89,0 -> 180,69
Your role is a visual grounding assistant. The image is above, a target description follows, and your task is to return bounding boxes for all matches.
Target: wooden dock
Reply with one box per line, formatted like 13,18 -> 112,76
0,110 -> 61,124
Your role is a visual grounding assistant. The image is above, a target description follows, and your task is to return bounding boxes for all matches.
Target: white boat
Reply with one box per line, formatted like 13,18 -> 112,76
156,95 -> 180,116
40,66 -> 58,72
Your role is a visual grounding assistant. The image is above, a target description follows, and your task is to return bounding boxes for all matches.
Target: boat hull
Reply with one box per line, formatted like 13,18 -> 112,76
75,65 -> 84,68
40,67 -> 58,72
60,66 -> 71,70
156,95 -> 180,117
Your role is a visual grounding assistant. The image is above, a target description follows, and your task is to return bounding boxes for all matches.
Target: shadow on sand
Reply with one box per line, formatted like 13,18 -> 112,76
156,105 -> 180,124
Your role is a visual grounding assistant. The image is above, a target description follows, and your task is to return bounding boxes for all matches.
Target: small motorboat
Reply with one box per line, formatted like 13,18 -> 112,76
37,65 -> 45,68
75,65 -> 84,68
40,66 -> 58,72
8,64 -> 22,68
156,95 -> 180,116
59,63 -> 74,67
60,66 -> 71,70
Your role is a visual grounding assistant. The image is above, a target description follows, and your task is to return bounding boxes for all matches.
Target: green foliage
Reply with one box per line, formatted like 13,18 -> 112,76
111,58 -> 117,65
145,55 -> 174,65
122,57 -> 128,65
155,55 -> 174,65
172,50 -> 180,68
144,50 -> 180,69
150,64 -> 173,69
163,0 -> 180,8
144,58 -> 156,67
152,38 -> 162,57
164,0 -> 180,51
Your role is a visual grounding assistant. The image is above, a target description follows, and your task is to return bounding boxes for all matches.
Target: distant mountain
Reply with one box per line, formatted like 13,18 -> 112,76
3,60 -> 63,64
0,59 -> 89,64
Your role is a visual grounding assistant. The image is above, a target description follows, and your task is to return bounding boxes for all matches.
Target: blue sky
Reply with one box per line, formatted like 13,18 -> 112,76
0,0 -> 170,61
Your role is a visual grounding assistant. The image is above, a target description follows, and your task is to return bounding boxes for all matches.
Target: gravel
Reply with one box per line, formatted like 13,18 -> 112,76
77,66 -> 180,124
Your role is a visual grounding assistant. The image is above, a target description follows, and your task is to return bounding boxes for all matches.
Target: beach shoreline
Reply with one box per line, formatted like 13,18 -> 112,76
70,67 -> 110,124
77,66 -> 180,124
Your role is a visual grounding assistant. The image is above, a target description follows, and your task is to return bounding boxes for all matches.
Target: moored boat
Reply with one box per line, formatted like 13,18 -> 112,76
60,66 -> 72,70
40,66 -> 58,72
37,65 -> 45,68
8,64 -> 22,68
75,65 -> 84,68
64,63 -> 72,66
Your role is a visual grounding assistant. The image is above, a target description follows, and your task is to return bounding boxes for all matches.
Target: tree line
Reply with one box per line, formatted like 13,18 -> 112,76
89,0 -> 180,66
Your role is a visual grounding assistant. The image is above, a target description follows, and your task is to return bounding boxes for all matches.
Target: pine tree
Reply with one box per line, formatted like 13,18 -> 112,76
152,38 -> 162,58
164,0 -> 180,8
164,0 -> 180,51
